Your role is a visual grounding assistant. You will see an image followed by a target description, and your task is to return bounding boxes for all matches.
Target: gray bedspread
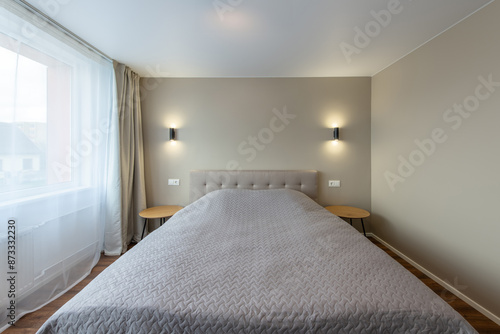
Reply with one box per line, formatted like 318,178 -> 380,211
37,189 -> 477,333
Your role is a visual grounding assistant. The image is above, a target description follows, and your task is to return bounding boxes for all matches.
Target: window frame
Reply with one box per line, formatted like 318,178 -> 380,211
0,32 -> 83,202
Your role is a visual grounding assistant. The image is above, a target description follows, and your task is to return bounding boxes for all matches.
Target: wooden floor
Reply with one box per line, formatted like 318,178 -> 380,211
4,238 -> 500,333
3,255 -> 121,334
369,238 -> 500,334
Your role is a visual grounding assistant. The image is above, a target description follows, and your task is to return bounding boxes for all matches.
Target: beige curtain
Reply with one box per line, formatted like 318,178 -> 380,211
114,61 -> 147,253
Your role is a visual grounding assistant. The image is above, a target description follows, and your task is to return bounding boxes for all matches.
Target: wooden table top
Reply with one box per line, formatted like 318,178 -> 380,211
325,205 -> 370,219
139,205 -> 183,219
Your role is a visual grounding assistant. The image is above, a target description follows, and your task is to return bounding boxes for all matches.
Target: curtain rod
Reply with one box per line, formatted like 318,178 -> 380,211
14,0 -> 113,62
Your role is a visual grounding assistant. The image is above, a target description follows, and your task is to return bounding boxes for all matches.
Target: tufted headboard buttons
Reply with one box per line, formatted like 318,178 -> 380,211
190,170 -> 318,203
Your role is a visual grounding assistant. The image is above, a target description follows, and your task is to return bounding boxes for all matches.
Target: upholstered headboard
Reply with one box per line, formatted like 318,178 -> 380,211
190,170 -> 318,203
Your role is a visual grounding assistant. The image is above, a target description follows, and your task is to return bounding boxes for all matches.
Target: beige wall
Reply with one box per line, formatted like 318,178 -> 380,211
140,2 -> 500,319
140,77 -> 371,232
372,1 -> 500,321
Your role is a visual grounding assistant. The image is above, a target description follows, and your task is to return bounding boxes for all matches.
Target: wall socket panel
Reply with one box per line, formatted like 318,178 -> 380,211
168,179 -> 180,186
328,180 -> 341,188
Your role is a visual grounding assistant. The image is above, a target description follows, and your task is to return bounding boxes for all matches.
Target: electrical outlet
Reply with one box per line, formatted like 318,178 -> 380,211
328,180 -> 341,188
168,179 -> 180,186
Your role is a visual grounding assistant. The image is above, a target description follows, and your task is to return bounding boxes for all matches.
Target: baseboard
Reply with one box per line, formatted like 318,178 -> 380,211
367,233 -> 500,326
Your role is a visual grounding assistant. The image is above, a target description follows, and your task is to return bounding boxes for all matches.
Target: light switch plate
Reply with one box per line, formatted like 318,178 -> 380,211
168,179 -> 180,186
328,180 -> 341,188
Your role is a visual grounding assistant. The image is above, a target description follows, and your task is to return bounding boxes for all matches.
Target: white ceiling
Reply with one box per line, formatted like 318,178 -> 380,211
24,0 -> 493,77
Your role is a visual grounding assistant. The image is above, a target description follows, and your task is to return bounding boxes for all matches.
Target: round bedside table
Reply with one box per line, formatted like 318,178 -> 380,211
139,205 -> 183,240
325,205 -> 370,236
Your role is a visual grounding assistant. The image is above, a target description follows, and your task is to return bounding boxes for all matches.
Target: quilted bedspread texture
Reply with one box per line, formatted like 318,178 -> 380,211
37,189 -> 476,333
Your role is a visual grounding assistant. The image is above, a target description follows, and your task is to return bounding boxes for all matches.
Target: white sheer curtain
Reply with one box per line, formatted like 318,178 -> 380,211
0,1 -> 121,331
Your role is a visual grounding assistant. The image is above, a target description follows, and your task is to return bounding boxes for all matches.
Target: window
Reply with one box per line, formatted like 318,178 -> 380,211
0,38 -> 72,195
0,2 -> 118,329
22,158 -> 33,170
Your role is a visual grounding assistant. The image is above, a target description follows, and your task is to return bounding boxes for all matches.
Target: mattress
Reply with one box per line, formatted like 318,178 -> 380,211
37,189 -> 477,333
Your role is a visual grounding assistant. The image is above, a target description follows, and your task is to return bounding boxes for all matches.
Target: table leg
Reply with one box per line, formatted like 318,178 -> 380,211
349,218 -> 353,226
141,218 -> 148,240
360,218 -> 366,237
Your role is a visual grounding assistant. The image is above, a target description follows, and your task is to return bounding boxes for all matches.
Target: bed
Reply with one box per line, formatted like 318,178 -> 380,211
37,170 -> 477,333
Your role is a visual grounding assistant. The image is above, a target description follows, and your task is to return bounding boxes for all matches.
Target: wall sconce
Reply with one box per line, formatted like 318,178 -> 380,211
169,127 -> 177,142
332,124 -> 339,145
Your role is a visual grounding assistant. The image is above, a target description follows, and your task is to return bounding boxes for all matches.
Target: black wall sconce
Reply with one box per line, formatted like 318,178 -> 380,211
169,127 -> 176,141
332,125 -> 339,144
